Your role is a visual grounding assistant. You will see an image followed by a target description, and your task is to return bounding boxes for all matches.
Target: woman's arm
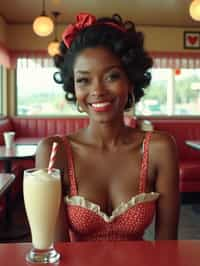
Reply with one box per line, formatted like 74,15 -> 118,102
152,132 -> 180,240
35,137 -> 70,241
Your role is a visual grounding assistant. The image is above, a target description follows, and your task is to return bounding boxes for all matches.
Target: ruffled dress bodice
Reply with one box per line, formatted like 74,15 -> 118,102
63,132 -> 159,241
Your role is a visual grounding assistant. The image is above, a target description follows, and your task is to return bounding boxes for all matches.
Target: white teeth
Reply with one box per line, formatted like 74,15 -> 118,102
91,102 -> 111,108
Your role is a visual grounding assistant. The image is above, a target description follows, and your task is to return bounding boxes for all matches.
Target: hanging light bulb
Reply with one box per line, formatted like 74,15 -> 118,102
48,11 -> 60,56
33,0 -> 54,37
33,16 -> 54,37
189,0 -> 200,21
48,41 -> 60,56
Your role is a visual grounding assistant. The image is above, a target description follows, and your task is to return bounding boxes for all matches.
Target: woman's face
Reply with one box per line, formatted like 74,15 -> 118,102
73,46 -> 132,122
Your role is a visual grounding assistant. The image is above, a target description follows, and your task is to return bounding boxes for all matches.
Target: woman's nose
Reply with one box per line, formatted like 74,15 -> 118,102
91,79 -> 106,96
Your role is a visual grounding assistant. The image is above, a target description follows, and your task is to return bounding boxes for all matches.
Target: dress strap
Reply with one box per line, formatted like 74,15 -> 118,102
62,137 -> 78,196
139,132 -> 152,193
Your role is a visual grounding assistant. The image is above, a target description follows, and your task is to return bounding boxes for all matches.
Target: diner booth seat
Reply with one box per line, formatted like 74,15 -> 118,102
1,116 -> 200,220
150,118 -> 200,203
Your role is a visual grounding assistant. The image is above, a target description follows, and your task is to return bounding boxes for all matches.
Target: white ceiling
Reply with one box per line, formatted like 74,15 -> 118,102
0,0 -> 200,28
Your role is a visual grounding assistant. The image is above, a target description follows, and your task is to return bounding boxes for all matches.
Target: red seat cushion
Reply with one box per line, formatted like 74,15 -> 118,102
179,161 -> 200,181
179,181 -> 200,192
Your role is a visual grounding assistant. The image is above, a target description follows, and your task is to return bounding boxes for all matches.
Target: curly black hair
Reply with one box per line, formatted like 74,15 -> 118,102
53,14 -> 153,110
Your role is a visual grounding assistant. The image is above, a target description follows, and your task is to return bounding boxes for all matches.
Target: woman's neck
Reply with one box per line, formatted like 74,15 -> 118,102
86,116 -> 130,150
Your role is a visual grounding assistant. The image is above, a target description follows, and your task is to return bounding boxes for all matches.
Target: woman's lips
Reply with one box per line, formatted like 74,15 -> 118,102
89,101 -> 113,112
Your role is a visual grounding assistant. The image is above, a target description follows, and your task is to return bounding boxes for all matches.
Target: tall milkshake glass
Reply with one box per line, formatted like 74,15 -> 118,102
23,168 -> 61,263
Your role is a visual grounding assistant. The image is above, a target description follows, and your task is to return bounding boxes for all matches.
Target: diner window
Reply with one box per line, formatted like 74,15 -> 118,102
16,58 -> 200,116
136,69 -> 168,116
174,69 -> 200,115
16,58 -> 81,116
135,68 -> 200,116
0,66 -> 3,115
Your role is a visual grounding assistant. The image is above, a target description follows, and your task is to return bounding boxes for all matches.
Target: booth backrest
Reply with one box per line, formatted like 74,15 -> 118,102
151,118 -> 200,161
11,117 -> 90,138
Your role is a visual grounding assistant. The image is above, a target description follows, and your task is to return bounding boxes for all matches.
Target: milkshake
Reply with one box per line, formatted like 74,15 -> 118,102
23,168 -> 61,263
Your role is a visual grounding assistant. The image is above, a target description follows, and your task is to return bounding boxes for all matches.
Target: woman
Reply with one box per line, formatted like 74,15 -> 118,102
36,13 -> 180,241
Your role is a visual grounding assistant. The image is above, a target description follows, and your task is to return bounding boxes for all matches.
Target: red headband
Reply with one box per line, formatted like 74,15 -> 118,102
62,12 -> 126,48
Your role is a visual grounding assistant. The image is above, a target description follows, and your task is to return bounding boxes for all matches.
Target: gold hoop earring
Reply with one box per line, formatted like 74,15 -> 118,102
76,101 -> 84,113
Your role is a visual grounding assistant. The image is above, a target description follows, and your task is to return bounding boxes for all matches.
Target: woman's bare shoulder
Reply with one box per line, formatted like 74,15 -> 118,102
150,130 -> 176,149
148,130 -> 178,166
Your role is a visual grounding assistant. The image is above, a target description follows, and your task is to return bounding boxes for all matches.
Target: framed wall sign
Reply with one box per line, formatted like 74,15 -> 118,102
184,31 -> 200,49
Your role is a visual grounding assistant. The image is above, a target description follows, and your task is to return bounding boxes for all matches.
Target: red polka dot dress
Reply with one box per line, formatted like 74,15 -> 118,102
64,132 -> 159,241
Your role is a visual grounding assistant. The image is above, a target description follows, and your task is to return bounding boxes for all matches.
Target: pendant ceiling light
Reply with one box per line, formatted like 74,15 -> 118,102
48,11 -> 60,57
33,0 -> 54,37
189,0 -> 200,21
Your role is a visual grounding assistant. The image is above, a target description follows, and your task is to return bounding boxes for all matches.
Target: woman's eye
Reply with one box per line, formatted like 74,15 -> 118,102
75,78 -> 89,85
106,72 -> 121,81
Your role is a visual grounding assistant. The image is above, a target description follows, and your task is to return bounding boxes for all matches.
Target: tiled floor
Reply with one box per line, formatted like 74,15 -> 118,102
1,199 -> 200,242
144,204 -> 200,240
178,204 -> 200,239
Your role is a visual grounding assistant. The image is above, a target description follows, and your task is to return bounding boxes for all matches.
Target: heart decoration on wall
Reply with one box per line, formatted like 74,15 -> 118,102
184,32 -> 200,49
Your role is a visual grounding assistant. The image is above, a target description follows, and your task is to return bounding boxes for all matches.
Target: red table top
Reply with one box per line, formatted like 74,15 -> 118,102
0,241 -> 199,266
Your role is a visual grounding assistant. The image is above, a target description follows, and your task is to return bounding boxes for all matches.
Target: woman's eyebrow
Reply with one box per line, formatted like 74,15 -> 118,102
104,65 -> 123,71
74,70 -> 90,75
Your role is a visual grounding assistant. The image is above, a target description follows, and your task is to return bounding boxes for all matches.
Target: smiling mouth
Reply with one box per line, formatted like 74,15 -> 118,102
91,102 -> 111,108
89,101 -> 113,112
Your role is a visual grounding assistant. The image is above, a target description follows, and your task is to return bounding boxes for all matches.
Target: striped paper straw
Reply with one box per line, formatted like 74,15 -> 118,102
48,142 -> 58,173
